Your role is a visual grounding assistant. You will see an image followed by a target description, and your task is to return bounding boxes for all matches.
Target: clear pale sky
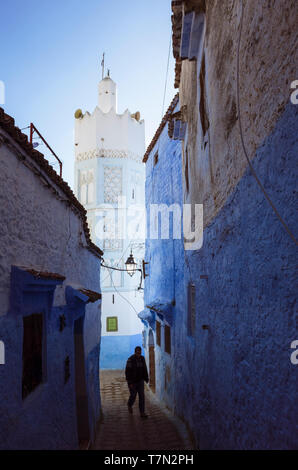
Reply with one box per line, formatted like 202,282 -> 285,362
0,0 -> 175,188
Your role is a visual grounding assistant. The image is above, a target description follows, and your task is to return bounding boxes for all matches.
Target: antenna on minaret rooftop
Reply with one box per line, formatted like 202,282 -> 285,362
97,57 -> 117,112
101,52 -> 105,80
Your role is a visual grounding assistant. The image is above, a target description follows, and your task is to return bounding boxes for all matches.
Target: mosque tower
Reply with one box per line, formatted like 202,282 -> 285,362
74,66 -> 145,369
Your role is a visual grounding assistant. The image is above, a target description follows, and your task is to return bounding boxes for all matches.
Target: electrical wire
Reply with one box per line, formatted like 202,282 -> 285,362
161,32 -> 172,119
100,33 -> 175,293
236,0 -> 298,246
100,31 -> 174,287
109,269 -> 139,315
100,239 -> 134,284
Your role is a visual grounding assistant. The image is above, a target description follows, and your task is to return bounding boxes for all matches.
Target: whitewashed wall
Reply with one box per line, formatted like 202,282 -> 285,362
101,290 -> 144,336
74,107 -> 145,161
0,131 -> 101,355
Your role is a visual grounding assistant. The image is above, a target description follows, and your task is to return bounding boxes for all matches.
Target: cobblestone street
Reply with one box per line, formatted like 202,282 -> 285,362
92,370 -> 194,451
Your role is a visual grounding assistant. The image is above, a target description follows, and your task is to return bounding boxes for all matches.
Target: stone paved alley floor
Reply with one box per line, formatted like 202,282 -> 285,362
92,370 -> 195,451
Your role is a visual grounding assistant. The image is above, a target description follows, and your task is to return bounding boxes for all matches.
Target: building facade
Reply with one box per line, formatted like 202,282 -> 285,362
0,108 -> 103,449
139,95 -> 184,398
74,74 -> 145,369
141,0 -> 298,450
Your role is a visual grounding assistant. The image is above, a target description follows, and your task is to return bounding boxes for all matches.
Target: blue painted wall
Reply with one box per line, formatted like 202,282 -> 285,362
100,333 -> 142,370
144,102 -> 297,449
144,101 -> 183,307
143,100 -> 185,405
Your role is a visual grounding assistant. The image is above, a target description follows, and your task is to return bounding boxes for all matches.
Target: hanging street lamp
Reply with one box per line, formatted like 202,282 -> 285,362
125,251 -> 137,277
100,249 -> 148,290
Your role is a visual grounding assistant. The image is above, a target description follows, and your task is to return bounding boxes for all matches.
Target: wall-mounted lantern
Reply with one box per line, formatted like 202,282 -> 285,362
142,260 -> 149,279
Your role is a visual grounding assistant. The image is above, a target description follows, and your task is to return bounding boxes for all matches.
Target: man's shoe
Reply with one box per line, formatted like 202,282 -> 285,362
140,413 -> 148,418
128,405 -> 133,414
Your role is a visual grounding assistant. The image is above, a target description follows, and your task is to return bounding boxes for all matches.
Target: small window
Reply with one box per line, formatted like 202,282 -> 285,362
164,325 -> 171,355
185,146 -> 189,193
188,283 -> 196,336
132,189 -> 135,199
199,54 -> 209,137
106,316 -> 118,332
156,321 -> 161,346
64,356 -> 70,384
142,330 -> 147,349
22,313 -> 44,399
154,152 -> 159,166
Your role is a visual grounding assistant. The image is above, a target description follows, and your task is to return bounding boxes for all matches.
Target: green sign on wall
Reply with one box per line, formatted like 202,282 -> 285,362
106,316 -> 118,332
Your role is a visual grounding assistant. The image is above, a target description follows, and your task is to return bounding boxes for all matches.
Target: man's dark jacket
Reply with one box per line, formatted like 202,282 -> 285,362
125,354 -> 149,384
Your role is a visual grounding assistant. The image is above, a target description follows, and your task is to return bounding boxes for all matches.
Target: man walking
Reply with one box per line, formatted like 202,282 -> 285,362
125,346 -> 149,418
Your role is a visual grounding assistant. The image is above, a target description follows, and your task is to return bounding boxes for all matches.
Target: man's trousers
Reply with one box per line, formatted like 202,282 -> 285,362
127,380 -> 145,413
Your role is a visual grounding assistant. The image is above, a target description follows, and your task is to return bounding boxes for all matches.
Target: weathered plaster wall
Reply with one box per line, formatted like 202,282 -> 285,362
144,95 -> 297,448
180,0 -> 298,227
141,0 -> 298,451
178,102 -> 298,449
0,132 -> 102,449
0,136 -> 101,318
175,1 -> 298,447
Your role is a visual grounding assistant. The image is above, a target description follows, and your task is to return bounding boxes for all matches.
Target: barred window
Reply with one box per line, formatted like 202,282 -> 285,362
188,282 -> 196,336
156,321 -> 161,346
164,325 -> 171,355
22,313 -> 44,399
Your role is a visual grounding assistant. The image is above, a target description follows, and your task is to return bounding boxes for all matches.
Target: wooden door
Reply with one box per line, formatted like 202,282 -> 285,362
74,317 -> 90,448
149,345 -> 156,392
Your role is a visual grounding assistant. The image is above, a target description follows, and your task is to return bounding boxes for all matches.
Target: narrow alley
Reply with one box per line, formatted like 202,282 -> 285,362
92,371 -> 194,451
0,0 -> 297,452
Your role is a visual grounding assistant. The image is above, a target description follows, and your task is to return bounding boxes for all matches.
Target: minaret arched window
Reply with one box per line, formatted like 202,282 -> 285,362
80,169 -> 95,205
80,172 -> 87,205
87,170 -> 94,203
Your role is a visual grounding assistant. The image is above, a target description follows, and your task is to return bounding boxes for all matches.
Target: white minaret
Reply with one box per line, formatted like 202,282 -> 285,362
74,70 -> 145,370
98,75 -> 117,113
